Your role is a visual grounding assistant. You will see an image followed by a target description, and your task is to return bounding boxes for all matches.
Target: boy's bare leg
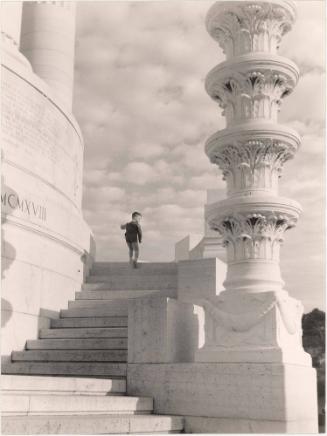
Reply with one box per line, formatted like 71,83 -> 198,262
132,242 -> 139,268
127,242 -> 133,264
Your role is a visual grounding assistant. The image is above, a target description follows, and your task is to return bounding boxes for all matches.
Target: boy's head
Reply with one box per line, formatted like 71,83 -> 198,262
132,211 -> 142,222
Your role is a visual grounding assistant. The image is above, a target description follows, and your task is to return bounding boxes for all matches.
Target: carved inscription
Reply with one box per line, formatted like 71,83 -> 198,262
1,191 -> 47,222
1,68 -> 83,207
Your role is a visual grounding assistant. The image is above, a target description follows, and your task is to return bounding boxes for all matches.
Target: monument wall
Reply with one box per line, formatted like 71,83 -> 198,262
1,3 -> 94,357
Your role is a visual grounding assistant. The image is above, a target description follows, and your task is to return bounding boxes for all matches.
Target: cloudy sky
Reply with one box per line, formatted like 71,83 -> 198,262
73,1 -> 325,312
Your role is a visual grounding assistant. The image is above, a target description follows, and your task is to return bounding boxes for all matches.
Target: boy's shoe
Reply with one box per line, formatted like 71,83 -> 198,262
133,260 -> 138,269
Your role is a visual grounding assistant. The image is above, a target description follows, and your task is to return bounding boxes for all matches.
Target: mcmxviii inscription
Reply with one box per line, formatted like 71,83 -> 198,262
1,191 -> 47,222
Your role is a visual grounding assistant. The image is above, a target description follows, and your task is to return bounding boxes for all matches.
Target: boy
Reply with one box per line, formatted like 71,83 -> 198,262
120,212 -> 142,268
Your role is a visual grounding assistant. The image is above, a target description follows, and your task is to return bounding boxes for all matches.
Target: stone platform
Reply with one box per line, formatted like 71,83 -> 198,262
128,362 -> 318,433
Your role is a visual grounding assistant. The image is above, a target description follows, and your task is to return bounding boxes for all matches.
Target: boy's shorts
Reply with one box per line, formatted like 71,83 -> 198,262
126,241 -> 139,251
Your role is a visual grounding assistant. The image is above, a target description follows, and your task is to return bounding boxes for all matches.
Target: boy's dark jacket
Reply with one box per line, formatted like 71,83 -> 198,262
122,221 -> 142,243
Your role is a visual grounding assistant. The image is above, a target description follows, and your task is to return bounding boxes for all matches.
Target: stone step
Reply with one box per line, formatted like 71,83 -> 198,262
1,414 -> 184,434
2,392 -> 153,415
68,300 -> 130,309
39,327 -> 127,339
85,276 -> 177,291
11,350 -> 127,362
67,298 -> 128,310
1,362 -> 127,377
91,262 -> 177,275
51,316 -> 127,329
1,375 -> 126,395
82,283 -> 164,292
60,305 -> 128,318
75,289 -> 160,300
26,338 -> 127,350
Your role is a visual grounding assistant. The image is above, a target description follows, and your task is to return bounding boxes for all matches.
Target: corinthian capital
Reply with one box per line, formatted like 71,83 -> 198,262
205,124 -> 300,195
209,211 -> 297,262
206,0 -> 296,58
206,56 -> 299,125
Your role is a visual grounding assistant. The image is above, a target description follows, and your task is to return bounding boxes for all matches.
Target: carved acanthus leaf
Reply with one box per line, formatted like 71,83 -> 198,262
210,139 -> 297,183
209,211 -> 297,261
208,70 -> 293,123
207,2 -> 295,56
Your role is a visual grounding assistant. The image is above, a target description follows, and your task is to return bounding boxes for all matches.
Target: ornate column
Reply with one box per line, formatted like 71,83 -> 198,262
20,2 -> 76,111
196,0 -> 312,366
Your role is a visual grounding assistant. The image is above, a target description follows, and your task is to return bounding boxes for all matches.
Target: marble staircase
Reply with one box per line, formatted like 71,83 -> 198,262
1,262 -> 183,434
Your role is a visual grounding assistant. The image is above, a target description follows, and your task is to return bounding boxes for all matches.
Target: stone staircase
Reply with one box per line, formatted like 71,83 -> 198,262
1,262 -> 183,434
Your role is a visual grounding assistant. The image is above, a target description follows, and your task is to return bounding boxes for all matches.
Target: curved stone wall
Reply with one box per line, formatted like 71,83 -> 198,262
1,54 -> 94,356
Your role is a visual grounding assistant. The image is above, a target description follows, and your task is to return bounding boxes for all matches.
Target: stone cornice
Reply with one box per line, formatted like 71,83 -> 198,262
205,195 -> 302,222
205,122 -> 301,157
206,53 -> 299,89
206,54 -> 299,101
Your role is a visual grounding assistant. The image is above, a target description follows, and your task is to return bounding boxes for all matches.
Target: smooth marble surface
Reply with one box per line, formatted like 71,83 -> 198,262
128,362 -> 318,431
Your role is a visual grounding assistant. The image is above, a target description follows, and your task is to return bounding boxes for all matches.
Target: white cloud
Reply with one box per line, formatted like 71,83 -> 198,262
122,162 -> 157,185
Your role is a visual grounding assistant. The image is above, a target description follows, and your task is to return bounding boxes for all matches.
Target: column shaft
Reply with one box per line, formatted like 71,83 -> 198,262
20,1 -> 76,111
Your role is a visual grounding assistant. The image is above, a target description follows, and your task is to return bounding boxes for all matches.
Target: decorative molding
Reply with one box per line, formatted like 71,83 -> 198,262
2,213 -> 87,257
200,290 -> 304,346
3,158 -> 81,212
206,1 -> 296,58
206,69 -> 295,124
207,211 -> 297,261
208,138 -> 297,194
205,123 -> 301,154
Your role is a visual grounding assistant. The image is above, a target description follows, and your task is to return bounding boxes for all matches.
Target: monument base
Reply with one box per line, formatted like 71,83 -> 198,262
1,48 -> 94,355
127,363 -> 318,433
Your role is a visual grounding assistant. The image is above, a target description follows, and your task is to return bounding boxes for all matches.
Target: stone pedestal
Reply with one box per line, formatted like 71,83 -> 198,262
196,290 -> 311,365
